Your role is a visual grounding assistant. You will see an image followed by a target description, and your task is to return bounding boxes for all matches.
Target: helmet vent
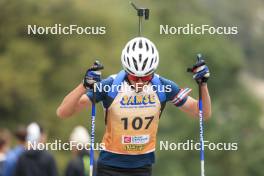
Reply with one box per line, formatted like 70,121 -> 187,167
139,54 -> 142,62
145,42 -> 149,51
132,42 -> 136,51
127,57 -> 131,67
139,40 -> 143,49
127,46 -> 130,53
123,55 -> 126,62
151,46 -> 154,54
142,58 -> 148,71
149,58 -> 154,69
132,57 -> 138,71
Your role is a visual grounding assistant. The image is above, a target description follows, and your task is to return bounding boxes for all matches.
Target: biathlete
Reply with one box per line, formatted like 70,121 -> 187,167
57,37 -> 212,176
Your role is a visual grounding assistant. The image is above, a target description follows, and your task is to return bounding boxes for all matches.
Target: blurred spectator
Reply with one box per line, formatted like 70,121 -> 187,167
65,126 -> 95,176
0,129 -> 11,176
3,125 -> 27,176
14,122 -> 57,176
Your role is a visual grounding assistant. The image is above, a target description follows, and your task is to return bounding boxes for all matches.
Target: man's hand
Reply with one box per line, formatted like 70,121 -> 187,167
187,54 -> 210,84
83,61 -> 103,89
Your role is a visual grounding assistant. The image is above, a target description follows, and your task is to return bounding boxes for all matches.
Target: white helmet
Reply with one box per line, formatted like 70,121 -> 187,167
121,37 -> 159,77
26,122 -> 41,143
69,126 -> 90,145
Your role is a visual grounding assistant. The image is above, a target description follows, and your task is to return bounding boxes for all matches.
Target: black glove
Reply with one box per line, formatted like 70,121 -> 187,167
187,54 -> 210,84
83,60 -> 104,89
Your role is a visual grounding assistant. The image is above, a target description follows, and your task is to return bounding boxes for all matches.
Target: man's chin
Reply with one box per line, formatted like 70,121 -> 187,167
135,87 -> 143,93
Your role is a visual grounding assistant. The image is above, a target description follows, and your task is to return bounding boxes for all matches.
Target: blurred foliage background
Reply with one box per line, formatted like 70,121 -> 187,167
0,0 -> 264,175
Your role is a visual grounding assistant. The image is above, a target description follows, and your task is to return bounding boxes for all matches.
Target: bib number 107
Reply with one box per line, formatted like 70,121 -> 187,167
121,116 -> 154,130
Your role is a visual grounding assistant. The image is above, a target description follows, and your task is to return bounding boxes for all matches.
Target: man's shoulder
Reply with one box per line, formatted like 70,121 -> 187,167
154,75 -> 183,102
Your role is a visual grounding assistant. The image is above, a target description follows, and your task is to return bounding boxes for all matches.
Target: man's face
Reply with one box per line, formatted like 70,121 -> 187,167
127,74 -> 153,92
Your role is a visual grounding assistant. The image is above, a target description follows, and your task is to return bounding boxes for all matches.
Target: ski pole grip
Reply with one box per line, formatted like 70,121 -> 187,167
197,53 -> 203,63
187,54 -> 205,73
89,60 -> 104,71
94,60 -> 104,70
145,9 -> 149,19
130,1 -> 149,19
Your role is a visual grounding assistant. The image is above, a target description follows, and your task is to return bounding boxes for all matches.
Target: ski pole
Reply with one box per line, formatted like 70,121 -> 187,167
197,54 -> 205,176
198,77 -> 205,176
89,60 -> 103,176
187,54 -> 205,176
130,1 -> 149,36
90,89 -> 95,176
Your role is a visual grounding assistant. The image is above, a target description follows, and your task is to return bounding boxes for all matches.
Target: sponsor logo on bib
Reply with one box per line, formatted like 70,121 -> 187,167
122,135 -> 150,144
120,94 -> 156,107
124,144 -> 145,151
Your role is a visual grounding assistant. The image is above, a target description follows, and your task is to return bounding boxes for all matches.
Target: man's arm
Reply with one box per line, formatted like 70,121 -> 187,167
179,83 -> 211,120
56,83 -> 91,119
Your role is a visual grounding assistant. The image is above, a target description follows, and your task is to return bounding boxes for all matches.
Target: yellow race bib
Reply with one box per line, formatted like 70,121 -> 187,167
102,82 -> 161,155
